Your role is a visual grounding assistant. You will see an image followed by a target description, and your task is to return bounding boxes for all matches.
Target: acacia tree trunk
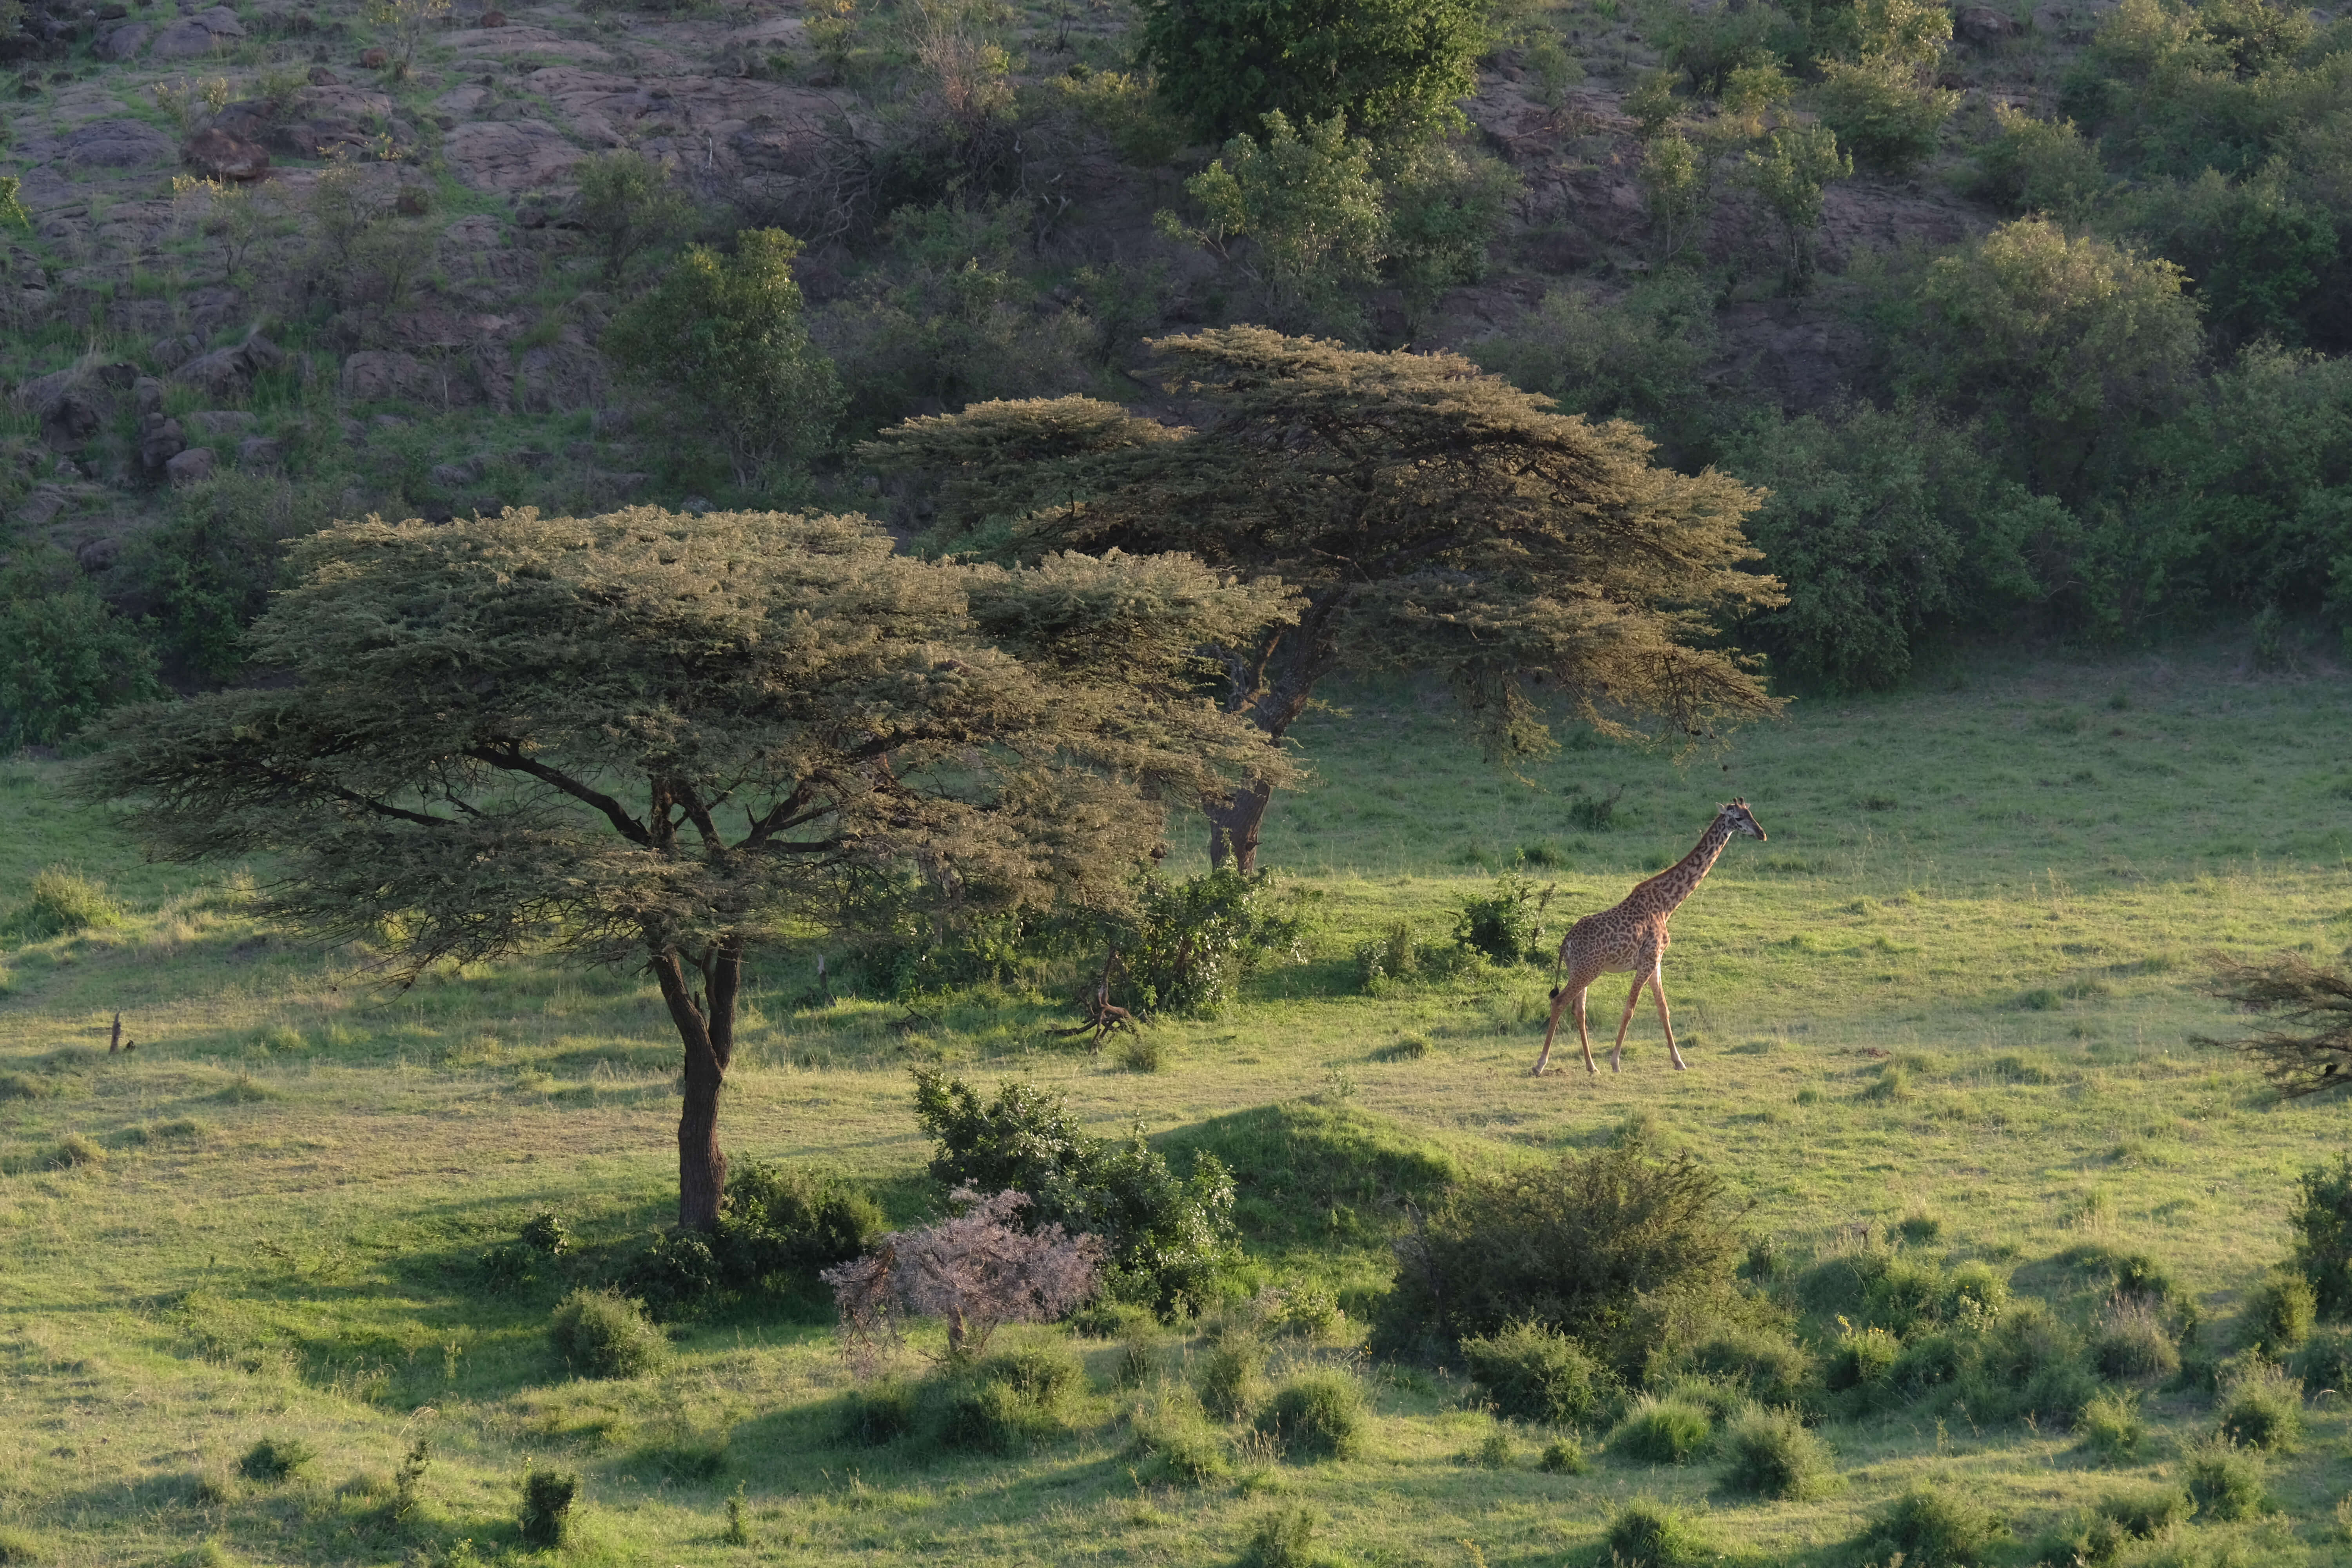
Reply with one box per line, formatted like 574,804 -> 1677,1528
1203,615 -> 1332,873
1206,780 -> 1275,873
650,937 -> 743,1232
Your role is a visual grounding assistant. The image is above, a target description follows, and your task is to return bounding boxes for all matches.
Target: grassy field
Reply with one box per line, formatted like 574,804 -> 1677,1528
4,639 -> 2351,1567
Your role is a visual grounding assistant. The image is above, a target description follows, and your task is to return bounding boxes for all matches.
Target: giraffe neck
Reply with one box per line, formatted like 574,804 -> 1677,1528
1644,816 -> 1735,915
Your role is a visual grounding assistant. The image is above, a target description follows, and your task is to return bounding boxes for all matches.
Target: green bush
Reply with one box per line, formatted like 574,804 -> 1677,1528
549,1288 -> 665,1378
1380,140 -> 1519,321
1135,0 -> 1485,141
1538,1434 -> 1587,1473
838,1379 -> 919,1445
933,1372 -> 1062,1454
1375,1140 -> 1742,1375
1860,1483 -> 2005,1568
1158,1100 -> 1460,1247
1827,1325 -> 1900,1393
573,147 -> 695,282
10,866 -> 124,941
2247,1274 -> 2316,1350
1196,1331 -> 1269,1422
1610,1395 -> 1713,1464
1124,867 -> 1317,1018
1460,1320 -> 1606,1423
2215,1361 -> 2303,1450
913,1067 -> 1238,1314
135,473 -> 333,684
1451,874 -> 1552,965
1240,1503 -> 1323,1568
1891,1330 -> 1967,1399
1127,1400 -> 1229,1485
1813,58 -> 1956,171
1468,272 -> 1717,457
1604,1499 -> 1712,1568
2096,1483 -> 2194,1537
2290,1156 -> 2352,1318
0,556 -> 161,748
1256,1370 -> 1369,1460
978,1343 -> 1083,1407
2290,1324 -> 2352,1393
617,1228 -> 727,1318
2092,1301 -> 2181,1379
1721,1404 -> 1836,1499
1970,106 -> 2111,221
519,1467 -> 576,1549
2184,1436 -> 2266,1521
1162,111 -> 1386,334
2076,1388 -> 2145,1460
1682,1325 -> 1814,1407
237,1437 -> 313,1482
719,1160 -> 882,1283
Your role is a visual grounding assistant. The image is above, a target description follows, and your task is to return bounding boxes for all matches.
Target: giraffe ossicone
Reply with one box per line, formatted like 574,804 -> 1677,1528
1531,799 -> 1767,1077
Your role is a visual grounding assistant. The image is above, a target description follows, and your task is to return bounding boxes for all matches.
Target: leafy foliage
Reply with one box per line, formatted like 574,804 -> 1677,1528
1465,273 -> 1719,456
604,229 -> 845,487
1860,1483 -> 2005,1567
2196,953 -> 2352,1098
550,1288 -> 666,1377
0,552 -> 161,748
1971,107 -> 2111,222
1811,0 -> 1958,170
1163,111 -> 1387,330
1257,1369 -> 1370,1459
1136,0 -> 1486,142
2288,1156 -> 2352,1318
911,1069 -> 1239,1312
822,1188 -> 1103,1363
1451,875 -> 1552,965
1123,868 -> 1316,1016
574,149 -> 696,283
1460,1320 -> 1608,1423
1721,1404 -> 1836,1498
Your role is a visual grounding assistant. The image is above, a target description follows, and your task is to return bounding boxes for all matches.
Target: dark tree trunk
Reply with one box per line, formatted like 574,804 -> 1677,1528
651,938 -> 742,1232
1205,779 -> 1275,873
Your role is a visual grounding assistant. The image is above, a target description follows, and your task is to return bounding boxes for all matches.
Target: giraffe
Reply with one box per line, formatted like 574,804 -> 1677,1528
1530,799 -> 1767,1076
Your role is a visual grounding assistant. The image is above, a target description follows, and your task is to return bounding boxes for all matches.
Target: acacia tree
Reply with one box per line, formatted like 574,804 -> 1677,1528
82,506 -> 1291,1230
2196,953 -> 2352,1098
866,329 -> 1785,870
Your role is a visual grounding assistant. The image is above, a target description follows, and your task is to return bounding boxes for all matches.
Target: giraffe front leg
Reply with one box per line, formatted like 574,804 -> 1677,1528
1533,984 -> 1572,1076
1652,967 -> 1687,1070
1610,972 -> 1644,1073
1577,986 -> 1598,1074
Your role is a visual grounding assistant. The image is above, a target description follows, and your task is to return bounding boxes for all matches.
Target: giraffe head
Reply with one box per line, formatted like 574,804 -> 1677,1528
1720,799 -> 1766,840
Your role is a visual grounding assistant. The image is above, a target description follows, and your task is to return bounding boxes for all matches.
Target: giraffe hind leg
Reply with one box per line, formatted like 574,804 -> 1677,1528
1610,971 -> 1645,1073
1533,983 -> 1573,1076
1576,985 -> 1597,1074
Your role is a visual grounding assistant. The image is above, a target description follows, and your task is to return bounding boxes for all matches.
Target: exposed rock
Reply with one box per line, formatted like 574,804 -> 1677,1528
238,435 -> 285,467
140,417 -> 187,471
98,21 -> 150,57
96,3 -> 127,18
151,17 -> 222,56
479,7 -> 507,23
185,126 -> 272,181
182,284 -> 247,337
165,446 -> 218,485
443,120 -> 584,192
16,487 -> 69,530
187,409 -> 256,436
1956,5 -> 2022,42
340,349 -> 444,403
192,5 -> 245,35
360,45 -> 388,66
430,458 -> 485,487
287,118 -> 371,158
151,333 -> 203,370
76,535 -> 120,573
38,392 -> 104,452
96,362 -> 138,390
174,334 -> 285,402
134,377 -> 165,416
308,64 -> 339,84
516,335 -> 606,413
60,118 -> 176,169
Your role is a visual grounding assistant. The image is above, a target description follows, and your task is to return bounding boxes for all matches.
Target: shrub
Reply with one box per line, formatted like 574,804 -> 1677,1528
2076,1388 -> 2145,1460
1128,1399 -> 1229,1485
1381,141 -> 1519,323
1463,1421 -> 1515,1468
1605,1500 -> 1711,1568
1466,272 -> 1717,457
1970,106 -> 2110,221
912,1069 -> 1237,1314
1196,1331 -> 1270,1421
1814,57 -> 1957,171
838,1379 -> 919,1446
549,1288 -> 665,1378
1124,867 -> 1317,1018
1861,1483 -> 2005,1568
1112,1032 -> 1163,1073
1256,1370 -> 1368,1460
978,1343 -> 1082,1407
1136,0 -> 1484,142
618,1228 -> 727,1318
237,1437 -> 314,1482
604,228 -> 844,488
1722,1405 -> 1836,1499
1158,1100 -> 1460,1247
1683,1325 -> 1814,1407
0,556 -> 162,748
1891,1331 -> 1967,1399
1240,1503 -> 1323,1568
47,1132 -> 106,1171
2092,1300 -> 2180,1379
2097,1484 -> 2194,1537
720,1160 -> 882,1283
519,1467 -> 576,1549
1376,1140 -> 1742,1376
11,866 -> 124,940
2184,1436 -> 2266,1521
573,148 -> 695,282
2290,1325 -> 2352,1394
0,1527 -> 40,1563
1610,1395 -> 1713,1464
2216,1361 -> 2303,1450
1827,1325 -> 1900,1392
1539,1434 -> 1587,1473
2288,1156 -> 2352,1319
518,1210 -> 570,1256
822,1189 -> 1102,1365
2247,1274 -> 2317,1351
932,1370 -> 1063,1454
135,473 -> 334,684
1460,1320 -> 1606,1424
1161,111 -> 1386,333
1451,874 -> 1551,965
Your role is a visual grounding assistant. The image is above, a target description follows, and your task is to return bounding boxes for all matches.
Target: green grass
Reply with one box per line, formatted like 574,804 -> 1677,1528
4,646 -> 2352,1564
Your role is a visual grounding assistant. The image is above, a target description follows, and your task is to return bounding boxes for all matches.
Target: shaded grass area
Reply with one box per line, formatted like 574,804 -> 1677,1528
3,644 -> 2352,1564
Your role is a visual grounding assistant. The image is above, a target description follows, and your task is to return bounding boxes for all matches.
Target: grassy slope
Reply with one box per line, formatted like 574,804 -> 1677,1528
3,641 -> 2351,1566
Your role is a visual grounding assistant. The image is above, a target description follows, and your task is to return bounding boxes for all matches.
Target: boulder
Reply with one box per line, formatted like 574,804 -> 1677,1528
151,333 -> 203,370
360,45 -> 388,66
444,120 -> 584,192
134,376 -> 165,416
192,5 -> 245,35
96,362 -> 138,390
479,7 -> 507,23
187,409 -> 256,436
185,126 -> 271,181
1956,4 -> 2021,41
238,435 -> 285,467
308,65 -> 339,84
38,392 -> 103,451
60,118 -> 176,169
96,2 -> 127,18
140,417 -> 187,471
76,536 -> 121,573
98,21 -> 150,57
429,457 -> 485,487
339,350 -> 437,403
165,446 -> 218,485
174,334 -> 284,402
15,487 -> 69,530
151,17 -> 221,56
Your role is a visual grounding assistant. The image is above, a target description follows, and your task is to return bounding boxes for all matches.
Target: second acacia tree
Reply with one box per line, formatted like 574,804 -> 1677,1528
868,329 -> 1785,869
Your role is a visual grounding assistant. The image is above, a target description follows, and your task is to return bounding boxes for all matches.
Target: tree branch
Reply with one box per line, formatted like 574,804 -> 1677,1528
468,744 -> 652,846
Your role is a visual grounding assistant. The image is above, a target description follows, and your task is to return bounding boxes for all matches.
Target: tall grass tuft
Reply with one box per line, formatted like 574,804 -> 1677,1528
2215,1361 -> 2303,1451
1721,1404 -> 1836,1498
1610,1394 -> 1713,1463
1256,1369 -> 1368,1460
2184,1436 -> 2265,1521
519,1467 -> 577,1548
550,1288 -> 665,1378
1859,1483 -> 2004,1567
10,866 -> 125,940
1605,1499 -> 1711,1567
